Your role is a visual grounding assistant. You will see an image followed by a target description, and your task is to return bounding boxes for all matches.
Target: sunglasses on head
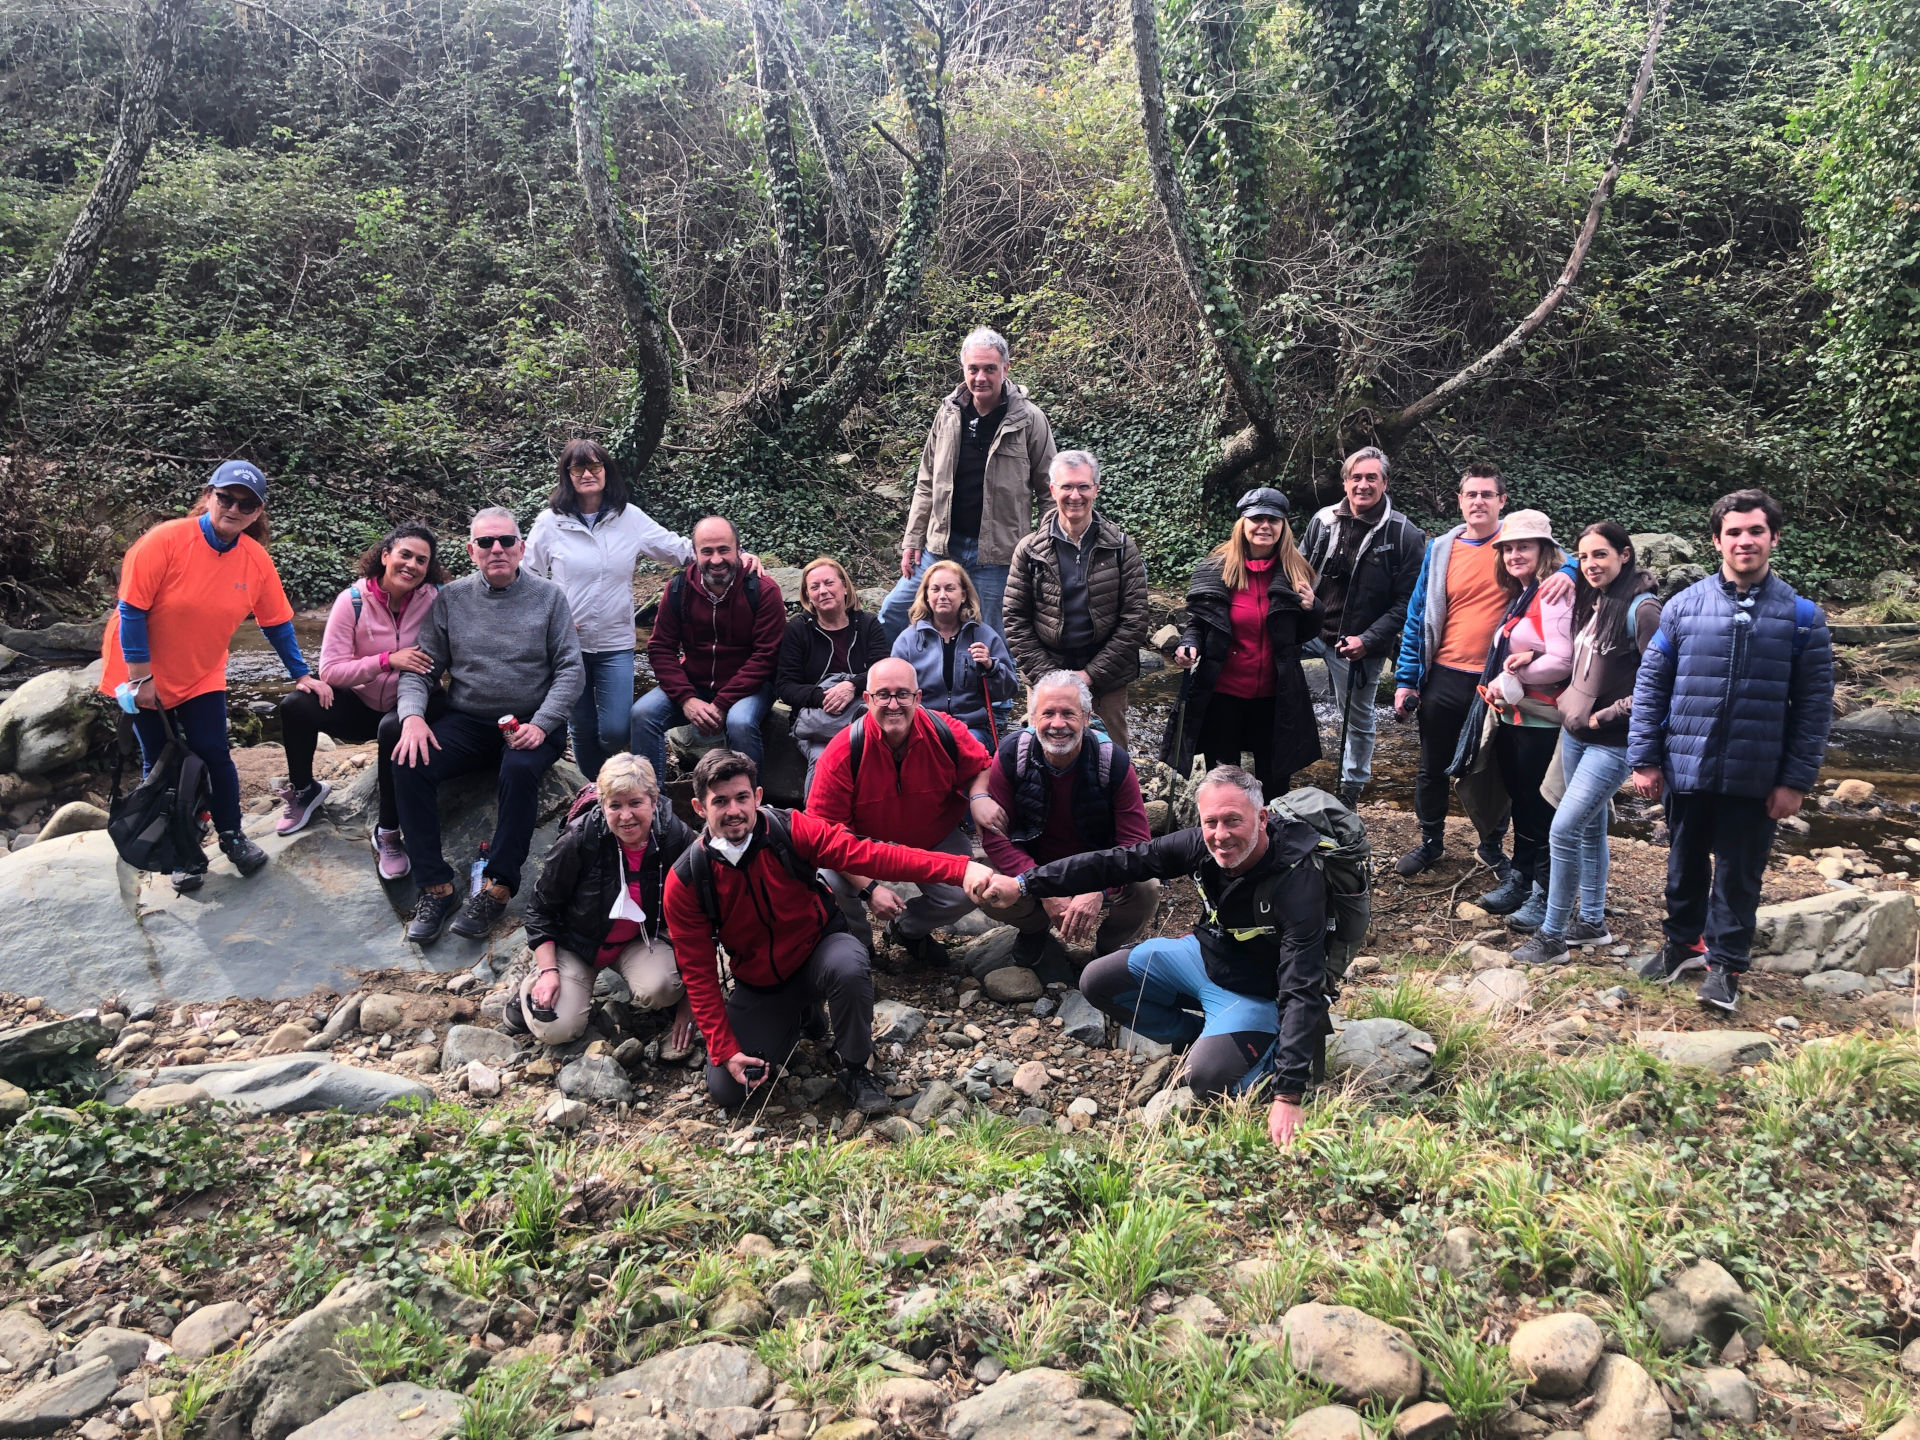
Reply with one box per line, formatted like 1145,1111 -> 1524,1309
211,489 -> 262,514
472,534 -> 519,550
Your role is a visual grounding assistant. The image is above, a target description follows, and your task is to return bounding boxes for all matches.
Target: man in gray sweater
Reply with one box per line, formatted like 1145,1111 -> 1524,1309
393,507 -> 585,943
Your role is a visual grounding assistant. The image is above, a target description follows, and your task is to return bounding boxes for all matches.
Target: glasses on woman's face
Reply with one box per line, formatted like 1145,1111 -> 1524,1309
212,489 -> 262,514
1245,515 -> 1281,530
570,463 -> 605,477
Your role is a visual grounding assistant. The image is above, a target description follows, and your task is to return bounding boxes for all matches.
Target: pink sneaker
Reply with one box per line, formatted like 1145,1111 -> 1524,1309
275,780 -> 330,836
371,826 -> 411,880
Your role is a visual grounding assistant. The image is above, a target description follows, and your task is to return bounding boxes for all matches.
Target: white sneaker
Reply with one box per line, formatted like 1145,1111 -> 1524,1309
370,826 -> 411,880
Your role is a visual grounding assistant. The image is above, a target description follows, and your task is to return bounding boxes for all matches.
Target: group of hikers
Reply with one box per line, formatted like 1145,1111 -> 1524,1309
98,326 -> 1835,1148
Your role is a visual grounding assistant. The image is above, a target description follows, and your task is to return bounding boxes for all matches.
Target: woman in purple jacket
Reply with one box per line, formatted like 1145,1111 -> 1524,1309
274,526 -> 449,876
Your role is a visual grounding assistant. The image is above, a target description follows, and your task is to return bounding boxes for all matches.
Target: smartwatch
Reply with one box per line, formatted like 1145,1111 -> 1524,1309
858,880 -> 880,905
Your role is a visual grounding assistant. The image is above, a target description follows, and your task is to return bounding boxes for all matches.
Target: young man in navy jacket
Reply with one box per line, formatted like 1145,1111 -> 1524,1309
1628,489 -> 1834,1012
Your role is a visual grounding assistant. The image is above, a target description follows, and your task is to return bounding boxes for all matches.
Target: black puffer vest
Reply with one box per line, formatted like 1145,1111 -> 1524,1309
997,730 -> 1130,850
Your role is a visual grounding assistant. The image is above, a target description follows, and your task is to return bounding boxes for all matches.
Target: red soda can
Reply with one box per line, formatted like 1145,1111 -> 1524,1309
498,715 -> 520,735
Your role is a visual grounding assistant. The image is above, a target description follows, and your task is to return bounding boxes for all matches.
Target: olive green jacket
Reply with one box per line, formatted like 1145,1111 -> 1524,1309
901,381 -> 1057,568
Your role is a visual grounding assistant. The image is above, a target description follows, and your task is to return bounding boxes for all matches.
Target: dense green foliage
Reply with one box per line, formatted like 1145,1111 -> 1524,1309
0,0 -> 1912,610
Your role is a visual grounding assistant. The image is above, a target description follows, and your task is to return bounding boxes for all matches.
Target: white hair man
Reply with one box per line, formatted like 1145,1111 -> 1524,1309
879,327 -> 1058,645
1001,451 -> 1150,747
976,670 -> 1161,971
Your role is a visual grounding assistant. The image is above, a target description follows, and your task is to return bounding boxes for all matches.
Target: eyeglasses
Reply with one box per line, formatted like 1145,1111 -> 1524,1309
211,490 -> 262,514
869,689 -> 918,705
472,534 -> 520,550
569,463 -> 605,476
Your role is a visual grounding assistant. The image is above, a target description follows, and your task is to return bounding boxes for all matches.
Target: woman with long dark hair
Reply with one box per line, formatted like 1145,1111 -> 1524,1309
99,461 -> 329,891
1511,522 -> 1660,964
1471,511 -> 1574,933
273,525 -> 451,876
1168,488 -> 1323,794
524,439 -> 751,779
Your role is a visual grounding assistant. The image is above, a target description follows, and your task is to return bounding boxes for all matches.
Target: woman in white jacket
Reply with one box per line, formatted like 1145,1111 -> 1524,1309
523,441 -> 699,780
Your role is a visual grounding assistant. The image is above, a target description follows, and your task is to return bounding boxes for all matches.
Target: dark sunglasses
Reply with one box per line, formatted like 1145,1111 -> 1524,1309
472,534 -> 520,550
211,489 -> 262,514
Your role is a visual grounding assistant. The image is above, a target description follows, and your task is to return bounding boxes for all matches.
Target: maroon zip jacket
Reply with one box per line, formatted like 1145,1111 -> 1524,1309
647,565 -> 787,709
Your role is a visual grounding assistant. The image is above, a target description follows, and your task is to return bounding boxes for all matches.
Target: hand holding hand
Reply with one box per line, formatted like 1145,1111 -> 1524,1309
295,674 -> 335,708
1766,785 -> 1804,821
388,646 -> 434,675
975,872 -> 1023,909
1173,645 -> 1198,669
530,968 -> 561,1013
1268,1097 -> 1304,1148
507,722 -> 547,751
394,715 -> 439,766
822,681 -> 857,716
684,698 -> 724,733
1632,766 -> 1664,800
970,794 -> 1009,834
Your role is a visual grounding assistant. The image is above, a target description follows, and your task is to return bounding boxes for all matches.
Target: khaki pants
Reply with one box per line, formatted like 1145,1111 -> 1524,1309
980,878 -> 1161,955
520,936 -> 683,1046
1024,684 -> 1130,749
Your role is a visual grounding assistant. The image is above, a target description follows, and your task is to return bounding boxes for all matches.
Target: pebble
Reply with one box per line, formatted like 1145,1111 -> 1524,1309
1776,1016 -> 1800,1030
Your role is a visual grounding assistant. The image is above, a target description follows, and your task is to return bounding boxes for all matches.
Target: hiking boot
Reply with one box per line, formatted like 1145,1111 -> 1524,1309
171,866 -> 206,894
218,829 -> 269,876
1698,966 -> 1740,1013
1478,872 -> 1531,915
408,884 -> 459,944
841,1061 -> 895,1116
1635,937 -> 1707,983
451,880 -> 511,939
274,780 -> 330,836
1563,916 -> 1614,947
1506,884 -> 1548,933
1475,840 -> 1511,878
884,922 -> 949,969
1511,931 -> 1571,966
1394,836 -> 1445,878
1336,781 -> 1363,809
500,989 -> 530,1037
370,826 -> 411,881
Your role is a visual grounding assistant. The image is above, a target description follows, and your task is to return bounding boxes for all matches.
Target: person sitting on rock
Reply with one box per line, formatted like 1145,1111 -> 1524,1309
807,657 -> 1006,969
664,747 -> 1002,1115
977,763 -> 1326,1148
631,516 -> 785,790
273,525 -> 451,874
774,555 -> 891,799
976,671 -> 1159,974
889,560 -> 1019,752
393,508 -> 585,944
513,752 -> 696,1048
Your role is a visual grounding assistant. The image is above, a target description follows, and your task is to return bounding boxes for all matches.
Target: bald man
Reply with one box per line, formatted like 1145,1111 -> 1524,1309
807,658 -> 1009,968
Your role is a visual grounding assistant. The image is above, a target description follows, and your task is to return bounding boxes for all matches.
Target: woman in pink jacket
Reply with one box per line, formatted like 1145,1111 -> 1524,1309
1475,510 -> 1574,931
274,525 -> 449,877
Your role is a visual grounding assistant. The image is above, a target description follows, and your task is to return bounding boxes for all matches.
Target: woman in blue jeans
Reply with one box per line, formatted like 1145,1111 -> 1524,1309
1511,523 -> 1661,965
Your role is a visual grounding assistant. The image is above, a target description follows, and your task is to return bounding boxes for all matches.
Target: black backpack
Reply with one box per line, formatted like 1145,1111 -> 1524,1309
844,712 -> 958,786
107,709 -> 211,874
670,806 -> 836,933
668,570 -> 763,632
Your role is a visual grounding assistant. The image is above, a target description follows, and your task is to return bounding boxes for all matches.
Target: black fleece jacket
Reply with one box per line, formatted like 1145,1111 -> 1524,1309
774,610 -> 892,710
525,802 -> 697,961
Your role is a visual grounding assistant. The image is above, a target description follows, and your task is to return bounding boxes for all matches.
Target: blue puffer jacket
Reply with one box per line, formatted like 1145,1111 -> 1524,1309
1626,572 -> 1833,798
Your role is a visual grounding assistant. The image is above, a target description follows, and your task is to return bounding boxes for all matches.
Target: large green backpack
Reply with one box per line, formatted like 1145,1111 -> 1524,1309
1265,785 -> 1372,982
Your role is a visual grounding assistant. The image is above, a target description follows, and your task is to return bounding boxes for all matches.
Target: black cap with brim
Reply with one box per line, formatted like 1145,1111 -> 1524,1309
1236,486 -> 1289,519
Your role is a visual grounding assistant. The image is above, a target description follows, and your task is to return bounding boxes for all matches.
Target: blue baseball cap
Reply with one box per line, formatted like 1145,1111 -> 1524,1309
207,460 -> 268,501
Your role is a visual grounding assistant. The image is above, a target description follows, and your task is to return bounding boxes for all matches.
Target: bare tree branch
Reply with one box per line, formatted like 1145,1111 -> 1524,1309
1379,0 -> 1671,440
565,0 -> 674,475
757,0 -> 876,274
0,0 -> 190,425
748,0 -> 816,309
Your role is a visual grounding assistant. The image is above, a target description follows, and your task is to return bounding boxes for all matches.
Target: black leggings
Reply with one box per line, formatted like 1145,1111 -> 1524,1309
1078,949 -> 1275,1099
1198,693 -> 1289,796
278,688 -> 401,831
1492,722 -> 1560,888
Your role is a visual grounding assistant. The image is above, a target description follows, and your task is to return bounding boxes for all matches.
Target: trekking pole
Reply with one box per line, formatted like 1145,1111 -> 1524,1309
981,673 -> 1000,752
1335,649 -> 1361,790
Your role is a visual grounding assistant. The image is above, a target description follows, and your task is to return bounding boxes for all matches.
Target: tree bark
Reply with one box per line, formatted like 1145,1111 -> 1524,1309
784,0 -> 945,448
1378,0 -> 1670,441
748,0 -> 815,309
566,0 -> 675,475
755,0 -> 875,275
1130,0 -> 1278,462
0,0 -> 191,425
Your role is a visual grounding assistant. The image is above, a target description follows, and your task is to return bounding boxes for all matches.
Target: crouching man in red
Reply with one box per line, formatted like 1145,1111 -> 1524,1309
664,747 -> 1001,1114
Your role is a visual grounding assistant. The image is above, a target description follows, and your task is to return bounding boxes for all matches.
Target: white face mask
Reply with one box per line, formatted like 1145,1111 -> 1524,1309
708,833 -> 751,866
607,882 -> 646,926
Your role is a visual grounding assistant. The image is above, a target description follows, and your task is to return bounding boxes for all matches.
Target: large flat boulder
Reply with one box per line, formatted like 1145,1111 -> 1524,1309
117,1056 -> 430,1115
591,1343 -> 773,1414
207,1279 -> 392,1440
1749,889 -> 1915,976
1634,1030 -> 1775,1074
0,1355 -> 116,1436
1326,1019 -> 1433,1089
284,1384 -> 461,1440
942,1367 -> 1132,1439
0,662 -> 107,776
0,1013 -> 113,1085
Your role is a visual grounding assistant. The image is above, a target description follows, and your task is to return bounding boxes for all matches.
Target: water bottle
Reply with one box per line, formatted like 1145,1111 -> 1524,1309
469,841 -> 490,896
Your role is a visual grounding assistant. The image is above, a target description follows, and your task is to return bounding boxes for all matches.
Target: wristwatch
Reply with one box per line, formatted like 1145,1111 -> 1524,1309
858,880 -> 880,905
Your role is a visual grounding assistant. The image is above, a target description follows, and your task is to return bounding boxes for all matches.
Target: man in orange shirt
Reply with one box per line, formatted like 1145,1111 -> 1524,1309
1391,464 -> 1573,880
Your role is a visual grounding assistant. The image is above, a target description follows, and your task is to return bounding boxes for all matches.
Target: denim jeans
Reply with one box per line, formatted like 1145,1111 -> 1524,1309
1304,638 -> 1384,787
629,685 -> 772,787
878,536 -> 1011,645
570,649 -> 636,781
1543,731 -> 1633,937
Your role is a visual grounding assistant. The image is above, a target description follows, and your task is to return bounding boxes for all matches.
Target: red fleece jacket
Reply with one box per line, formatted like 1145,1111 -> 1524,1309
646,566 -> 786,710
663,807 -> 972,1063
807,707 -> 990,850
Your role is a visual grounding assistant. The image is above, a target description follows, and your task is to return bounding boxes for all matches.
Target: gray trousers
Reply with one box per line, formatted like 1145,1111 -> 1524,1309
703,929 -> 874,1108
825,828 -> 976,940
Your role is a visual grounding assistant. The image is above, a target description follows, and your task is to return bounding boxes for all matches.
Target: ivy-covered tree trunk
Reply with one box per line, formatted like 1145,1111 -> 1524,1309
565,0 -> 675,476
748,0 -> 816,311
0,0 -> 191,426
